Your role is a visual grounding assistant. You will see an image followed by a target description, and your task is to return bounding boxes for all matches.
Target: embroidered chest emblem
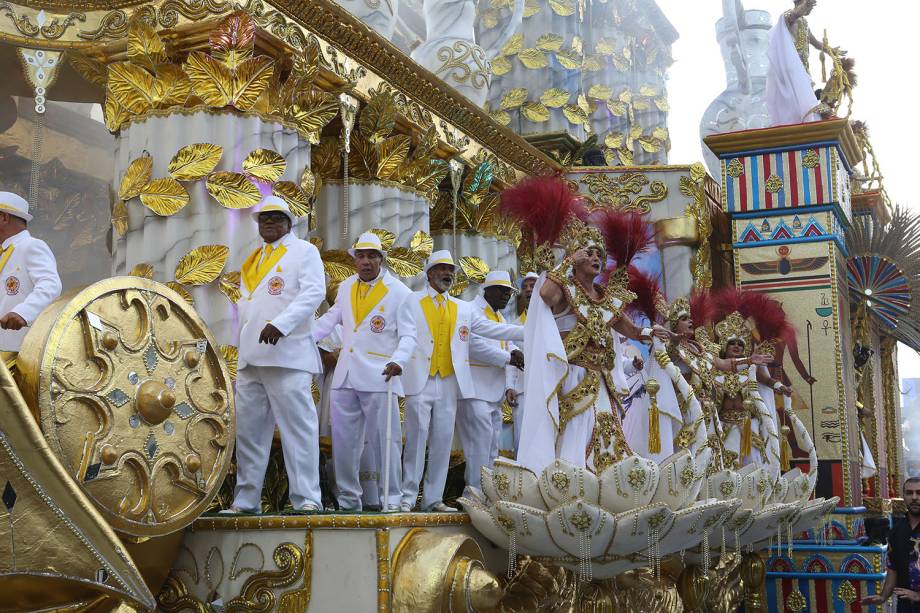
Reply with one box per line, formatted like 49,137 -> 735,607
267,276 -> 284,295
458,325 -> 470,342
370,315 -> 386,333
5,276 -> 19,296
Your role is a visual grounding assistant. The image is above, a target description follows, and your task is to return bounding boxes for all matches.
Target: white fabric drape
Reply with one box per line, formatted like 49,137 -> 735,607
766,16 -> 820,126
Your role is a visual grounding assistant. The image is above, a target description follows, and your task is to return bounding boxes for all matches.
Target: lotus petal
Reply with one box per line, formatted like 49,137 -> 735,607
608,504 -> 674,555
703,469 -> 741,502
597,455 -> 659,514
770,476 -> 789,504
545,500 -> 616,559
785,497 -> 838,536
538,459 -> 599,507
738,467 -> 772,512
494,501 -> 561,556
658,499 -> 739,557
736,502 -> 798,547
481,460 -> 545,509
651,450 -> 696,509
458,496 -> 510,550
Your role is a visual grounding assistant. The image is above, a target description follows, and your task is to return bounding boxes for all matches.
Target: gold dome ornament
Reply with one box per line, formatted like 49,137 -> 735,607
16,277 -> 235,537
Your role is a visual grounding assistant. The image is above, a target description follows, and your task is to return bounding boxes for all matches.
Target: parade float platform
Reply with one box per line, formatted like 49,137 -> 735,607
161,511 -> 506,612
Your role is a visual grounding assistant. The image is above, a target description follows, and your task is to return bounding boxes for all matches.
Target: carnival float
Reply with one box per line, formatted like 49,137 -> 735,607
0,0 -> 908,610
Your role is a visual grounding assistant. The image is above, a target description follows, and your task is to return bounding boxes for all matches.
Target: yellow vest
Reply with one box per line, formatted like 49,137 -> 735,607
351,278 -> 388,330
421,293 -> 457,377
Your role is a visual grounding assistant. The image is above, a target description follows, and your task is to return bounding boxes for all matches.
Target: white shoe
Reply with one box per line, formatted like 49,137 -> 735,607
383,504 -> 400,513
218,506 -> 256,515
399,501 -> 413,512
428,502 -> 459,513
297,503 -> 321,512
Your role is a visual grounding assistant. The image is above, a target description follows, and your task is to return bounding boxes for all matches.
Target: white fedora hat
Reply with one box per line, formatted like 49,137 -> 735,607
0,192 -> 32,222
482,270 -> 517,292
424,249 -> 456,274
348,231 -> 387,258
251,195 -> 295,224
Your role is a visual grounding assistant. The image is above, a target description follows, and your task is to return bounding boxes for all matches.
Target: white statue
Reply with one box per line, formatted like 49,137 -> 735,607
700,0 -> 771,176
410,0 -> 523,106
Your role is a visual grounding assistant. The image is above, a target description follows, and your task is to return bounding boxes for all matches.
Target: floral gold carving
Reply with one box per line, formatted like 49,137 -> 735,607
764,174 -> 783,193
726,157 -> 744,178
0,3 -> 85,40
435,40 -> 490,90
802,149 -> 820,169
224,533 -> 312,612
578,172 -> 668,214
786,588 -> 807,612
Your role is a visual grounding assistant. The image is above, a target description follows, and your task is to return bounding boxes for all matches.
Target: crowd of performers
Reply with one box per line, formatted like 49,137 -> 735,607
216,177 -> 825,515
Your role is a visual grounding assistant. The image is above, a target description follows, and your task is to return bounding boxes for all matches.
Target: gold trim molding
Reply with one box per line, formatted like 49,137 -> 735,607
191,511 -> 471,531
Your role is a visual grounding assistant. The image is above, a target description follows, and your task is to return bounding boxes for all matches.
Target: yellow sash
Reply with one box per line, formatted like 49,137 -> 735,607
242,243 -> 287,294
351,278 -> 388,330
0,244 -> 14,277
484,304 -> 507,350
421,294 -> 457,377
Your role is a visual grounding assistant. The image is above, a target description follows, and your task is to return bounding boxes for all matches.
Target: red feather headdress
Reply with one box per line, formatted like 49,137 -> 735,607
689,290 -> 715,328
625,266 -> 662,323
500,176 -> 585,246
589,209 -> 653,269
711,288 -> 795,344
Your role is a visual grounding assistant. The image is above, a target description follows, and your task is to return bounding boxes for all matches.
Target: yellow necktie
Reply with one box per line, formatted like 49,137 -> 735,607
435,293 -> 445,311
358,281 -> 371,300
263,244 -> 273,261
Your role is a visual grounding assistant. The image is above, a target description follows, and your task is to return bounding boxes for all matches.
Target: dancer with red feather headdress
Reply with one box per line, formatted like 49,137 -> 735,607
500,176 -> 672,474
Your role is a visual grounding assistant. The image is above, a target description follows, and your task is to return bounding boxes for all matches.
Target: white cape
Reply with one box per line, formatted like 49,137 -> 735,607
766,15 -> 820,126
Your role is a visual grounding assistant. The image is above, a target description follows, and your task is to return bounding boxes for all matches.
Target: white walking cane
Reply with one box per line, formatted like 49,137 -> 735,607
383,378 -> 394,512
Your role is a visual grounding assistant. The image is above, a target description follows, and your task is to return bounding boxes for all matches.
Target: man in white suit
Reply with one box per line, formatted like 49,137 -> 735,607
313,231 -> 416,512
399,250 -> 524,512
226,196 -> 326,513
0,192 -> 61,351
457,270 -> 522,491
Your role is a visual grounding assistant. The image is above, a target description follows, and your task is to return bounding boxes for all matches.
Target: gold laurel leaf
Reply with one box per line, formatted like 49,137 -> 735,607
606,99 -> 627,116
653,127 -> 669,141
112,199 -> 128,236
375,135 -> 411,181
618,147 -> 635,165
127,18 -> 166,72
119,155 -> 152,200
501,33 -> 524,56
449,271 -> 468,297
459,256 -> 489,283
288,89 -> 339,140
210,11 -> 255,69
300,168 -> 316,198
655,96 -> 670,112
103,94 -> 129,132
690,163 -> 708,184
414,158 -> 450,194
409,230 -> 433,258
139,178 -> 189,215
321,250 -> 357,282
166,281 -> 195,306
206,171 -> 262,209
632,98 -> 650,111
588,84 -> 612,100
630,124 -> 644,140
500,87 -> 528,110
184,51 -> 233,107
369,228 -> 397,251
107,62 -> 160,114
168,143 -> 223,181
410,125 -> 438,162
639,85 -> 657,97
69,52 -> 108,88
154,64 -> 192,108
555,48 -> 582,69
563,104 -> 588,125
489,109 -> 511,126
518,48 -> 548,69
129,263 -> 154,279
232,55 -> 274,111
271,181 -> 310,217
242,148 -> 286,182
219,344 -> 238,381
174,244 -> 229,285
619,89 -> 632,104
541,88 -> 570,108
359,93 -> 398,144
595,38 -> 616,56
524,0 -> 541,17
612,53 -> 630,72
219,271 -> 242,304
549,0 -> 576,16
583,55 -> 604,72
637,136 -> 662,153
605,132 -> 624,149
522,101 -> 550,122
311,137 -> 341,180
386,247 -> 423,278
536,34 -> 564,52
571,36 -> 583,54
491,55 -> 512,76
482,8 -> 499,29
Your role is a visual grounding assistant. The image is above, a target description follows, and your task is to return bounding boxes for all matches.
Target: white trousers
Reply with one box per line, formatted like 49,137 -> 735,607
456,398 -> 502,490
401,375 -> 459,510
232,366 -> 321,511
331,387 -> 402,510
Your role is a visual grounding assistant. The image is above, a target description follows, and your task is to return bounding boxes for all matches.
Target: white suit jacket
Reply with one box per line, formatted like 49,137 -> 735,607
399,286 -> 524,399
313,270 -> 416,395
467,295 -> 517,403
236,232 -> 325,373
0,230 -> 61,351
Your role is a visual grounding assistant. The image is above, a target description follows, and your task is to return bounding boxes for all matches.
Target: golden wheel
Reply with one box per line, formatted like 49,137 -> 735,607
17,277 -> 234,537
